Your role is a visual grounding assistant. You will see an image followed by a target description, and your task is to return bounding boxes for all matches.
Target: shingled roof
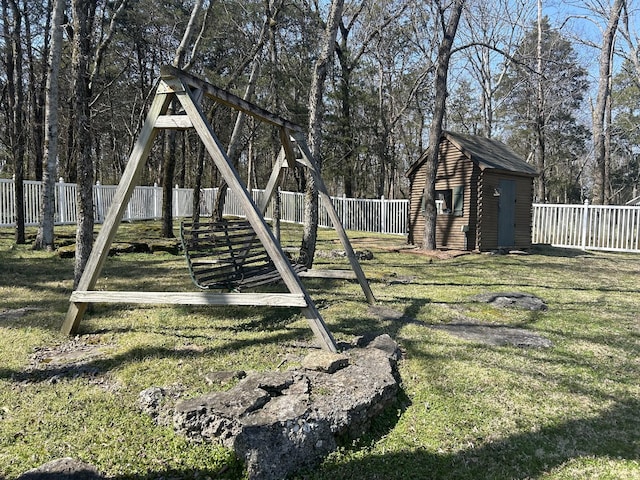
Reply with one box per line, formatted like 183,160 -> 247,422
408,131 -> 538,177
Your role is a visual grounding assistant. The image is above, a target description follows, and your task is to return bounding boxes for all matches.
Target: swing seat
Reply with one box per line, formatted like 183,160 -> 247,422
180,219 -> 306,291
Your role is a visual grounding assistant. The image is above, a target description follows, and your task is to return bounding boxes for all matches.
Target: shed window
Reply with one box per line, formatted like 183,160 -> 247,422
435,190 -> 452,214
435,186 -> 464,216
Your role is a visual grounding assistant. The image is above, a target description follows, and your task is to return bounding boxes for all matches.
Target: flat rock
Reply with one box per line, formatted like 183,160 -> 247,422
431,321 -> 553,348
148,240 -> 181,255
472,292 -> 548,311
18,458 -> 103,480
301,351 -> 349,373
0,307 -> 40,320
317,249 -> 374,260
110,242 -> 150,255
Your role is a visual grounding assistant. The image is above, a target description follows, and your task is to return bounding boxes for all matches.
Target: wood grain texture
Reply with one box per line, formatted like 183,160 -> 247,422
70,291 -> 308,307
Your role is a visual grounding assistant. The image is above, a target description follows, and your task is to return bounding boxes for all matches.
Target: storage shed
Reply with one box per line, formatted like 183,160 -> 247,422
407,131 -> 538,251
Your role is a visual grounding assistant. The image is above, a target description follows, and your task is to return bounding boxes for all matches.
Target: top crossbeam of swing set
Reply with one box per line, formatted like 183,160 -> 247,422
158,65 -> 304,132
60,65 -> 375,353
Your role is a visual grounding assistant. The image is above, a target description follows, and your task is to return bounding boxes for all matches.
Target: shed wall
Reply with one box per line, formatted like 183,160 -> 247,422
408,140 -> 480,250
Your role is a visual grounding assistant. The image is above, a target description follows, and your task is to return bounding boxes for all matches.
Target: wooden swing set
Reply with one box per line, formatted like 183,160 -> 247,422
61,66 -> 375,353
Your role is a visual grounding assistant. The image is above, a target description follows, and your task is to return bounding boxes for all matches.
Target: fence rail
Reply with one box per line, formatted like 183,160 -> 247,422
2,178 -> 640,253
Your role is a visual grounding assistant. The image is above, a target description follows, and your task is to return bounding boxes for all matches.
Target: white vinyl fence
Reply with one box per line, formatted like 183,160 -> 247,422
2,178 -> 640,252
532,201 -> 640,253
0,178 -> 408,235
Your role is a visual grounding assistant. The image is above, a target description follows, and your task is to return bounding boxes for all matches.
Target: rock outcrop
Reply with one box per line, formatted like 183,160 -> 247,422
140,334 -> 402,480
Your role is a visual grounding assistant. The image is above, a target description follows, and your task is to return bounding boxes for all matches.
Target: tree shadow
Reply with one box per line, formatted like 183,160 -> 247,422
0,325 -> 307,384
529,244 -> 594,258
310,397 -> 640,479
16,396 -> 636,480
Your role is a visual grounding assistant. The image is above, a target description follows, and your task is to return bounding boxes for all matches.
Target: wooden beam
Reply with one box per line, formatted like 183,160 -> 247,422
61,81 -> 174,335
70,291 -> 308,307
258,146 -> 287,215
288,131 -> 376,305
160,65 -> 304,133
155,115 -> 193,129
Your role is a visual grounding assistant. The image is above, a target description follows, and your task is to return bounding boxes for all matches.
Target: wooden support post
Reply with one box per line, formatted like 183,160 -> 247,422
288,131 -> 376,305
61,83 -> 173,335
258,146 -> 287,215
166,75 -> 337,352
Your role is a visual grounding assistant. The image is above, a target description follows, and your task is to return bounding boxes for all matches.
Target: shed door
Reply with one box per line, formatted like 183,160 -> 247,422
497,179 -> 516,247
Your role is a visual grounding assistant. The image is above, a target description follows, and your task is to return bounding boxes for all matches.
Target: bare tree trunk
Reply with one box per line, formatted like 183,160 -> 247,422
300,0 -> 344,267
23,0 -> 46,182
191,140 -> 206,223
421,0 -> 465,250
534,0 -> 546,202
605,69 -> 613,203
162,0 -> 204,237
593,0 -> 624,205
35,0 -> 65,251
212,58 -> 261,220
212,0 -> 282,221
71,0 -> 95,287
3,0 -> 26,244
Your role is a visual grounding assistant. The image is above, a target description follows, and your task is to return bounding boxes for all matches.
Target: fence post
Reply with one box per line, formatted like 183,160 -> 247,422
581,199 -> 589,250
171,184 -> 177,217
95,181 -> 103,222
152,182 -> 158,219
57,177 -> 65,224
380,195 -> 386,234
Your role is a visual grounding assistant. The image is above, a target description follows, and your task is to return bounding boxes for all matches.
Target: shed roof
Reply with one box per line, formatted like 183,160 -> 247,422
408,131 -> 538,177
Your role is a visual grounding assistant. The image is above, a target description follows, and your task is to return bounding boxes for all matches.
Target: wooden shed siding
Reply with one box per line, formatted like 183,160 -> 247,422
434,142 -> 473,249
408,164 -> 426,245
408,141 -> 481,249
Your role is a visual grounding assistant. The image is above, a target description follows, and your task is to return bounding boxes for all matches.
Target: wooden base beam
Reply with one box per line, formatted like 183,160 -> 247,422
69,291 -> 308,307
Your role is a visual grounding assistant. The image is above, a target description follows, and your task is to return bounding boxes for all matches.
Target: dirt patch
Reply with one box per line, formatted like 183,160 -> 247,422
402,248 -> 471,260
24,336 -> 121,391
0,307 -> 41,320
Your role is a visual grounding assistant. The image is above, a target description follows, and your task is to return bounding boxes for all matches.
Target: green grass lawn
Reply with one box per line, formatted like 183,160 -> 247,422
0,222 -> 638,479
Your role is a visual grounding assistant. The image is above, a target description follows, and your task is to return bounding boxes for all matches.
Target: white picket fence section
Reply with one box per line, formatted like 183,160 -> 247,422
2,178 -> 640,252
0,178 -> 408,236
532,201 -> 640,253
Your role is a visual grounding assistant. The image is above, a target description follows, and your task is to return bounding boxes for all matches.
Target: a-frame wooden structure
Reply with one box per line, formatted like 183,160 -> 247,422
61,65 -> 375,353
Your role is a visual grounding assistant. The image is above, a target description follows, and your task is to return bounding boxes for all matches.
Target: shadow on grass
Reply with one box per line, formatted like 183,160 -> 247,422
0,252 -> 191,319
310,397 -> 640,480
15,397 -> 637,480
528,244 -> 593,258
0,324 -> 307,384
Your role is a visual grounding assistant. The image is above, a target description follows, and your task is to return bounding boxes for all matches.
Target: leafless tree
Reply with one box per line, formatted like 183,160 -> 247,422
2,0 -> 26,243
422,0 -> 466,250
161,0 -> 205,237
300,0 -> 344,267
592,0 -> 625,204
34,0 -> 66,251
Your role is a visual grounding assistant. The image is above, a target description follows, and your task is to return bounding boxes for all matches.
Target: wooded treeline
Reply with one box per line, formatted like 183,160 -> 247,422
2,0 -> 640,227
